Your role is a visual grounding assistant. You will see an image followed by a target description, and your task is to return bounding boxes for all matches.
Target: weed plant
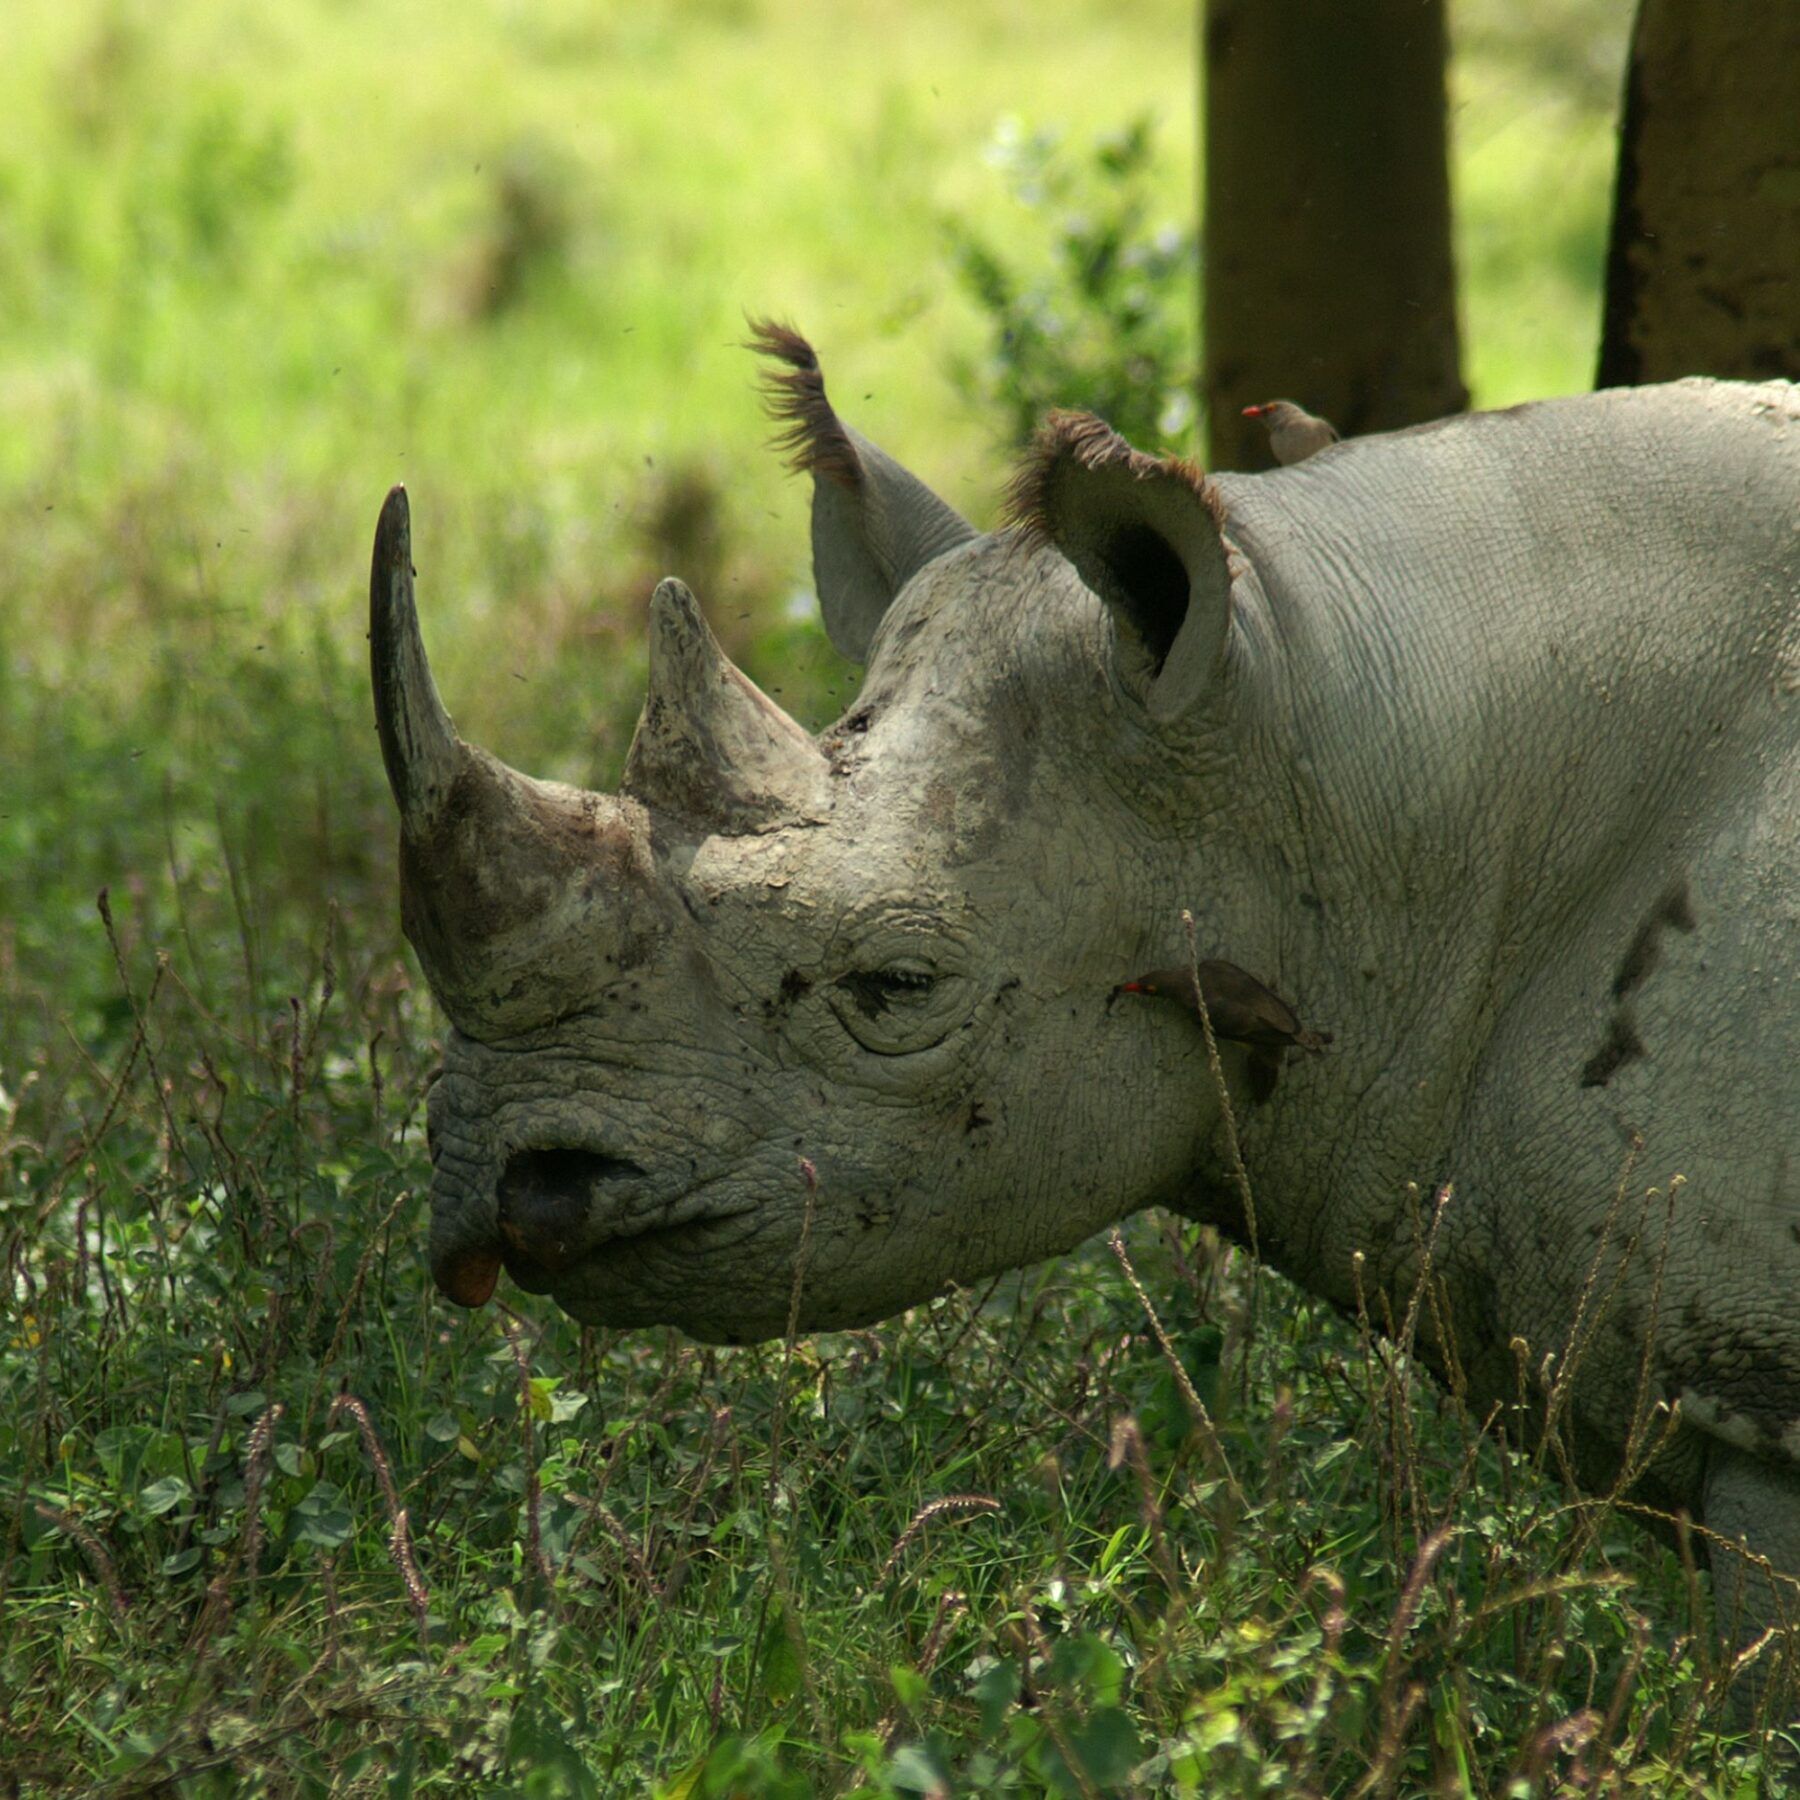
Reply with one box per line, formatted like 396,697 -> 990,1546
946,117 -> 1197,453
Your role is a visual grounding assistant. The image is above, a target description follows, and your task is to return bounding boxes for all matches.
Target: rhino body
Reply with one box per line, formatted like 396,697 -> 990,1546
373,334 -> 1800,1688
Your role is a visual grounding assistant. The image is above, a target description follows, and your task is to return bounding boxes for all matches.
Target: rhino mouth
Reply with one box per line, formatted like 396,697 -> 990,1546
431,1144 -> 753,1309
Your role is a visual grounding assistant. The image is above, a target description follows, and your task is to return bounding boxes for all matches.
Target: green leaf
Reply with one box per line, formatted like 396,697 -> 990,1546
889,1662 -> 929,1711
291,1480 -> 353,1548
139,1475 -> 191,1516
98,1426 -> 187,1488
160,1546 -> 203,1577
1098,1523 -> 1135,1576
971,1660 -> 1017,1739
887,1742 -> 952,1794
657,1760 -> 704,1800
1068,1706 -> 1142,1786
425,1409 -> 460,1443
759,1602 -> 804,1704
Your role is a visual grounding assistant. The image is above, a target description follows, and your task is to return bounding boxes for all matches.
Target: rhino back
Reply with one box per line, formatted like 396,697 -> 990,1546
1211,380 -> 1800,1497
1211,379 -> 1799,717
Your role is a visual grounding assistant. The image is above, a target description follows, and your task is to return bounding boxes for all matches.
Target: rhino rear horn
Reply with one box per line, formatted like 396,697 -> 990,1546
749,319 -> 978,662
622,578 -> 829,829
1007,412 -> 1236,723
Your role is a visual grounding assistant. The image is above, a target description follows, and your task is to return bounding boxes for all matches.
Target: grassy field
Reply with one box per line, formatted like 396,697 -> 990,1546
3,0 -> 1785,1792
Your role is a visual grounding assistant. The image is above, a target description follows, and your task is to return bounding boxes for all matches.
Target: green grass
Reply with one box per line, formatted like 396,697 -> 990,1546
5,0 -> 1784,1792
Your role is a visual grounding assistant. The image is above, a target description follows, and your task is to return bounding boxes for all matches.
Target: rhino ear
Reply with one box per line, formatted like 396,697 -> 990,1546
1008,413 -> 1234,723
750,320 -> 978,662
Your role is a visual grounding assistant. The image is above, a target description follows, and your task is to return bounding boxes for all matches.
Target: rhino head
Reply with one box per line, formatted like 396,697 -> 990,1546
377,325 -> 1296,1343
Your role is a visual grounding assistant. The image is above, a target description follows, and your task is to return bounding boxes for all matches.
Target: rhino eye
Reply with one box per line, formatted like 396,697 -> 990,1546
835,965 -> 936,1022
827,956 -> 966,1057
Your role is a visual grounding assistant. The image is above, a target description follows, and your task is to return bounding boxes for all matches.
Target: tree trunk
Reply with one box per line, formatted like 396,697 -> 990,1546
1597,0 -> 1800,387
1202,0 -> 1466,471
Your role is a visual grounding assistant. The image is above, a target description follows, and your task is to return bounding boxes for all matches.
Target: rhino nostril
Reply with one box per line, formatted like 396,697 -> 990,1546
503,1147 -> 645,1191
496,1147 -> 646,1273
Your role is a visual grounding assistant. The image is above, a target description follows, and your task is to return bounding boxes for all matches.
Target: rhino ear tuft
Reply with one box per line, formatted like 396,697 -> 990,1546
748,318 -> 863,489
1007,412 -> 1234,722
749,319 -> 978,663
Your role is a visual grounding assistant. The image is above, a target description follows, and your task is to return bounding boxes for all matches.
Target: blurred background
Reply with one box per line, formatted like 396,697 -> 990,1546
0,0 -> 1626,845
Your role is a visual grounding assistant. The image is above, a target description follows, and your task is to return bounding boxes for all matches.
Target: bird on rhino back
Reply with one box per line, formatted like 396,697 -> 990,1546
368,324 -> 1800,1718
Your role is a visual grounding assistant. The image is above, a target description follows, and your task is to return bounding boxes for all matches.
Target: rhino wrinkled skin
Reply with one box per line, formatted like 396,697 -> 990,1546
370,330 -> 1800,1699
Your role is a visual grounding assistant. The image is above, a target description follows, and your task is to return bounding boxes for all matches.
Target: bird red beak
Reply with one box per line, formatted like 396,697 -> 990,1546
1241,403 -> 1268,419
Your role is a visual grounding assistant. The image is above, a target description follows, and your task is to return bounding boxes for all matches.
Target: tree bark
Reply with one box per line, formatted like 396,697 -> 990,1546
1597,0 -> 1800,387
1202,0 -> 1466,471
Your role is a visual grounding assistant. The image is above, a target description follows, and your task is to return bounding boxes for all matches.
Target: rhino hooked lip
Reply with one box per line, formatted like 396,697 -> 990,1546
430,1144 -> 648,1308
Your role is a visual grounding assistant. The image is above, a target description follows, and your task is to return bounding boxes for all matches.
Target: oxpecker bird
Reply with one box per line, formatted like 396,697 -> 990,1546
1115,960 -> 1330,1102
1243,400 -> 1339,466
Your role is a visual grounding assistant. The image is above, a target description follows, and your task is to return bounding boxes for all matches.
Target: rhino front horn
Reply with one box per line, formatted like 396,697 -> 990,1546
370,485 -> 462,840
367,487 -> 663,1036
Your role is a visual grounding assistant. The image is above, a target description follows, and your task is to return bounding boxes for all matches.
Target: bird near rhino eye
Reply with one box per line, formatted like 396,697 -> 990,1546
1242,399 -> 1339,465
1114,961 -> 1330,1104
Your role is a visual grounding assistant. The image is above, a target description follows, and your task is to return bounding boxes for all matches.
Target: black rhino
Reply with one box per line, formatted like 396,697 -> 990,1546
371,326 -> 1800,1701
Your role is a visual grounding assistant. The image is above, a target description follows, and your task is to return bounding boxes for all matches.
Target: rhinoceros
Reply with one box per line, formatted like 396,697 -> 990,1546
371,324 -> 1800,1694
